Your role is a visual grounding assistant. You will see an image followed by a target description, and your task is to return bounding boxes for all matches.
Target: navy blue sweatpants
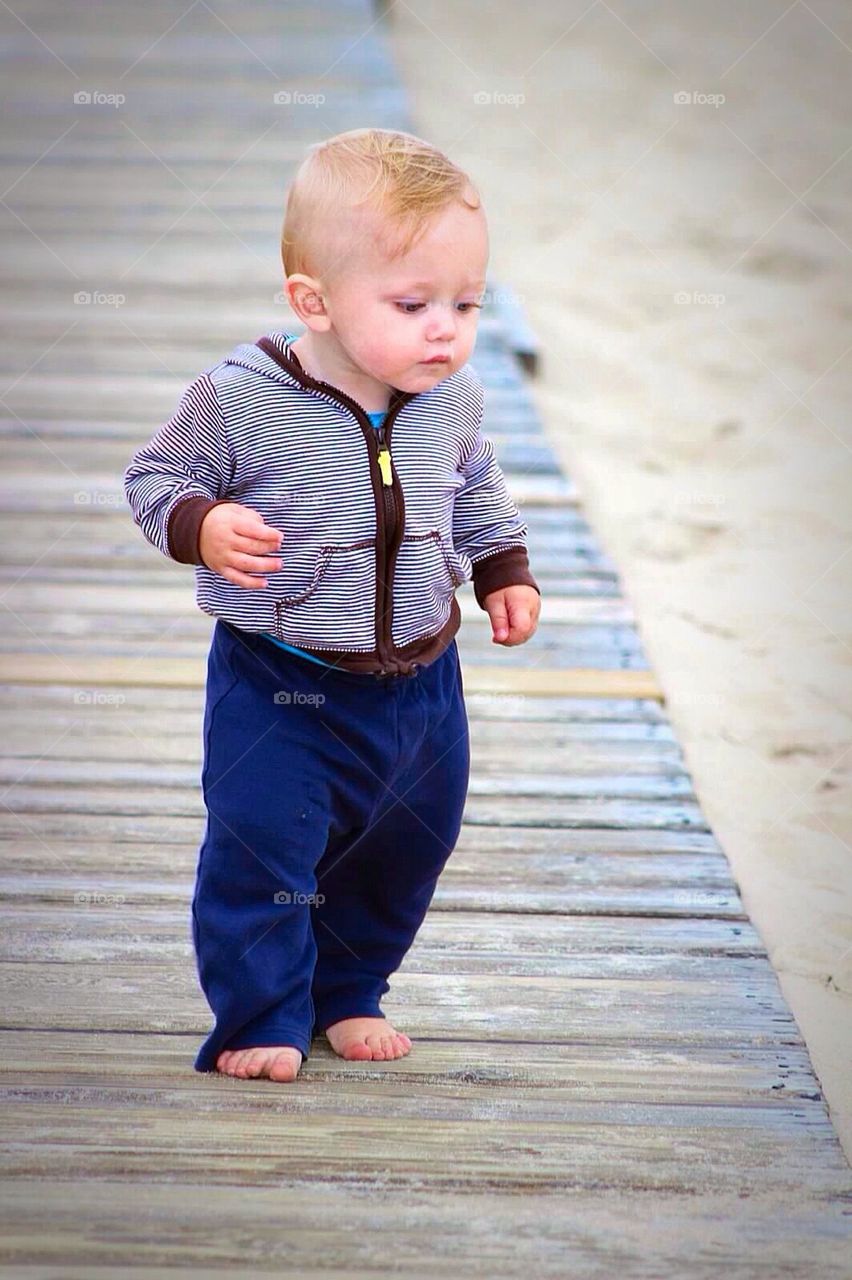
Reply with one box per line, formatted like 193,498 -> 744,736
191,621 -> 470,1071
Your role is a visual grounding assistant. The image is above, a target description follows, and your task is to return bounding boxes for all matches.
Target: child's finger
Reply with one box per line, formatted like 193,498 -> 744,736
504,604 -> 532,645
489,597 -> 509,643
233,513 -> 282,545
232,533 -> 284,556
219,565 -> 269,590
229,552 -> 281,574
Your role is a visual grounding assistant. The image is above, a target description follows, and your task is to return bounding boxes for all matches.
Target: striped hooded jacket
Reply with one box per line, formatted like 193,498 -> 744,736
124,330 -> 539,677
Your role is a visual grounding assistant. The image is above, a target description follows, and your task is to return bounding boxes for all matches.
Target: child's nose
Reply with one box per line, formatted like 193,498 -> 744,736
426,308 -> 456,342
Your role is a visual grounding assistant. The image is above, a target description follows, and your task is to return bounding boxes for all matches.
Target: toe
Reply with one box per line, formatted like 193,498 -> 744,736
268,1049 -> 301,1082
344,1040 -> 373,1061
242,1049 -> 269,1077
363,1033 -> 382,1059
232,1050 -> 254,1077
369,1034 -> 390,1060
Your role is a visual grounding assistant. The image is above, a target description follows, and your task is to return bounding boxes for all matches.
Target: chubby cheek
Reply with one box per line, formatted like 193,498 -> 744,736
353,324 -> 412,376
352,315 -> 478,385
369,338 -> 427,384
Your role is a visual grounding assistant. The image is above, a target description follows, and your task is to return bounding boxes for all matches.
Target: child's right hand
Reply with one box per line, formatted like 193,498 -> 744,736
198,503 -> 283,589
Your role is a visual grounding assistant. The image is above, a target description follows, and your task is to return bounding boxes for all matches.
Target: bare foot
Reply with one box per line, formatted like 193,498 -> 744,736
324,1015 -> 412,1061
216,1045 -> 303,1082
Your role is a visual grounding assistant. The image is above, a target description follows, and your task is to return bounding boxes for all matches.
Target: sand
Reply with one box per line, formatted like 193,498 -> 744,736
388,0 -> 852,1154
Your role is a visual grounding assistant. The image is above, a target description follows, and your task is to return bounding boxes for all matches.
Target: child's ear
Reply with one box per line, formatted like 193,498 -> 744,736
286,274 -> 330,330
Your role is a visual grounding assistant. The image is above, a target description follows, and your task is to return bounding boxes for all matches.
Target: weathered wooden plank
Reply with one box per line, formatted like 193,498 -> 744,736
0,758 -> 695,800
0,784 -> 708,832
0,654 -> 664,698
0,730 -> 686,770
2,726 -> 678,764
0,963 -> 796,1046
0,1080 -> 829,1138
5,913 -> 772,978
463,797 -> 707,830
0,1029 -> 818,1100
0,913 -> 758,968
0,862 -> 743,919
0,634 -> 654,671
0,904 -> 762,961
0,682 -> 671,722
1,1095 -> 844,1198
0,717 -> 678,752
0,1180 -> 849,1279
0,814 -> 721,853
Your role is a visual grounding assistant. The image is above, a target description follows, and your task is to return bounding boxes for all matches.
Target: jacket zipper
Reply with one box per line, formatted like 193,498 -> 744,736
374,417 -> 401,674
252,338 -> 413,675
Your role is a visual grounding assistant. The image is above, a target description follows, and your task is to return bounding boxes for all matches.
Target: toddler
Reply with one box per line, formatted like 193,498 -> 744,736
124,127 -> 541,1082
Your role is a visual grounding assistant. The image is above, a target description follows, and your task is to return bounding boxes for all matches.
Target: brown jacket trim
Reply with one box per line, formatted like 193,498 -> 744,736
167,495 -> 235,566
261,594 -> 463,676
471,546 -> 540,609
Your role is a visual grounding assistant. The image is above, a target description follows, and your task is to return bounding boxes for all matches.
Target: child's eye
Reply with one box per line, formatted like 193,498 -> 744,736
394,301 -> 483,314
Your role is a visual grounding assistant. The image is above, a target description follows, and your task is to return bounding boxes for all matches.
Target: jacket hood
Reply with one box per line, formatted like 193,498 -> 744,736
220,330 -> 303,387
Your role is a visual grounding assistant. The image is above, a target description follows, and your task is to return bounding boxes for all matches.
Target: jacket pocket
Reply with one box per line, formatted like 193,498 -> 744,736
271,538 -> 376,648
391,528 -> 472,647
272,544 -> 335,607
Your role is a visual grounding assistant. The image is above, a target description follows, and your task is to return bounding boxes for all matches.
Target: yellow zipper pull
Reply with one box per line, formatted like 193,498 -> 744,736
377,447 -> 393,486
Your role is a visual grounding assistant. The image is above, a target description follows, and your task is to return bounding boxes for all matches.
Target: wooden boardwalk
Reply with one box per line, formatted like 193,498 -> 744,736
1,1 -> 850,1275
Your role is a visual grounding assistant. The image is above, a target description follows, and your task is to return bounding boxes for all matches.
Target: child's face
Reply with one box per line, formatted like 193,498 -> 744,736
320,199 -> 489,393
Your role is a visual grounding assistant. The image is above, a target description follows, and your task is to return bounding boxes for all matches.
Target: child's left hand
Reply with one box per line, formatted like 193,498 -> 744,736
483,585 -> 541,646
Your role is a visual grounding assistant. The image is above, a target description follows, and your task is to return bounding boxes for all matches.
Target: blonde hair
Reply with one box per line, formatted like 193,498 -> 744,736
281,128 -> 481,281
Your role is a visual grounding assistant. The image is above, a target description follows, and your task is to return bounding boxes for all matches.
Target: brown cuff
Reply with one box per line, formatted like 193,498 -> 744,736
167,495 -> 232,566
472,546 -> 541,609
